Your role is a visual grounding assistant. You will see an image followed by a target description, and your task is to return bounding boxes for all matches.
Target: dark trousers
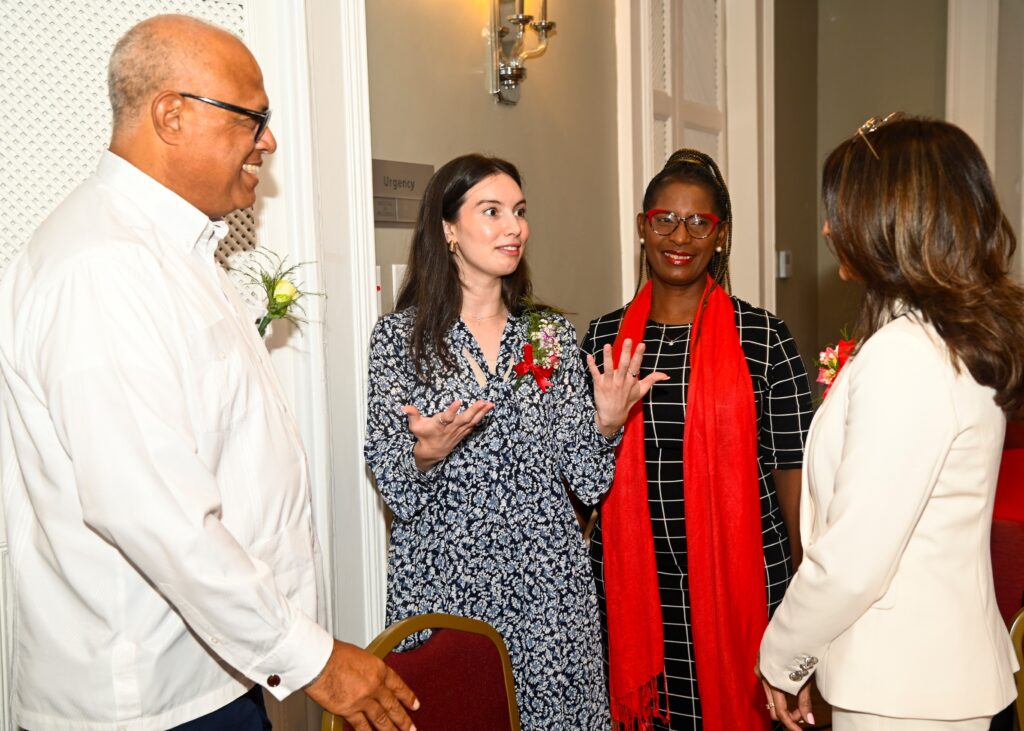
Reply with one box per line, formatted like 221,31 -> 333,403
169,685 -> 272,731
988,703 -> 1014,731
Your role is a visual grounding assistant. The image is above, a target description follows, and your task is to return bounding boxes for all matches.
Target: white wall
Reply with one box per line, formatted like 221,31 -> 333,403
365,0 -> 622,333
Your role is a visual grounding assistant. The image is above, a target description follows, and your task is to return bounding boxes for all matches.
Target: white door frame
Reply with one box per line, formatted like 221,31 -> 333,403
301,0 -> 389,645
247,0 -> 337,627
615,0 -> 776,309
945,0 -> 999,166
945,0 -> 1023,282
724,0 -> 775,309
251,0 -> 388,647
615,0 -> 647,302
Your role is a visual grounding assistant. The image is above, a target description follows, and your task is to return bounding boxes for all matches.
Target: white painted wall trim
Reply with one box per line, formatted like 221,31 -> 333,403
615,0 -> 637,300
248,0 -> 337,633
760,0 -> 776,310
616,0 -> 651,301
946,0 -> 999,166
723,0 -> 773,308
305,0 -> 388,647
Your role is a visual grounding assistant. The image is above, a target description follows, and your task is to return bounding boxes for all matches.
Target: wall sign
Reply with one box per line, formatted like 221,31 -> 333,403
371,159 -> 434,226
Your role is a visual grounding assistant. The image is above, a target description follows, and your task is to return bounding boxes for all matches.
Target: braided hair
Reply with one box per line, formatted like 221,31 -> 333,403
638,148 -> 733,292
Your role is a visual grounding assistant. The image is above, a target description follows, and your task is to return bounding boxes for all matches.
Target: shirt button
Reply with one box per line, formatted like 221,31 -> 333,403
267,674 -> 281,687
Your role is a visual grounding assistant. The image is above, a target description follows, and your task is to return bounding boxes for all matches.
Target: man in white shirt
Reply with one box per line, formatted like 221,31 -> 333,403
0,14 -> 417,731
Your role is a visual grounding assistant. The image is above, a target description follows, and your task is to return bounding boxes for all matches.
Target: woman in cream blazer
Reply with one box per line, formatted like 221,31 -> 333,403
758,116 -> 1024,730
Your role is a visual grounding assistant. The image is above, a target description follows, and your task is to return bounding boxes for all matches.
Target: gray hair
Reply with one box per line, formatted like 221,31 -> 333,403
107,15 -> 235,129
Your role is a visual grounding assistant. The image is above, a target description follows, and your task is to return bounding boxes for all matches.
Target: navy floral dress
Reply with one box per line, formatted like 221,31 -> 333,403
364,308 -> 616,730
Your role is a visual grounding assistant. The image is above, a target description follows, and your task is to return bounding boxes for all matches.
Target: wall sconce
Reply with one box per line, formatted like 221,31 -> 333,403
488,0 -> 556,105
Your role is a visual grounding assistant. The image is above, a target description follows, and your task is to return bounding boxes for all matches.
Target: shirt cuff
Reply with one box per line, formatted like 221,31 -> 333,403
594,421 -> 624,448
399,440 -> 445,483
248,613 -> 334,699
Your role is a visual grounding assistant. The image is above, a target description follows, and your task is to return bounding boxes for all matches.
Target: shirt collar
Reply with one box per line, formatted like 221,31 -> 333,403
95,150 -> 228,256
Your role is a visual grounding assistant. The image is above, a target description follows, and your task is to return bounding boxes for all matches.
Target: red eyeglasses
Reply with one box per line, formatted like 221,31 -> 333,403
644,209 -> 722,239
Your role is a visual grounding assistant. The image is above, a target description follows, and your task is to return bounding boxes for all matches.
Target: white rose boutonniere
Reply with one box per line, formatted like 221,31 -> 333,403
236,250 -> 319,338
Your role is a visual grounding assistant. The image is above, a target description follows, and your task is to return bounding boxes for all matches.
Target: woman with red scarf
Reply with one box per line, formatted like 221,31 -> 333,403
581,149 -> 813,731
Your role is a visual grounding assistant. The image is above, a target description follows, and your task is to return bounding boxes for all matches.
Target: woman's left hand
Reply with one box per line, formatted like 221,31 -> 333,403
755,662 -> 815,731
587,339 -> 669,438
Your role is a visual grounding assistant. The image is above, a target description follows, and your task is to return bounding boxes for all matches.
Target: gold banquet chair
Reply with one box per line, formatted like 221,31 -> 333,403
321,613 -> 521,731
1010,607 -> 1024,730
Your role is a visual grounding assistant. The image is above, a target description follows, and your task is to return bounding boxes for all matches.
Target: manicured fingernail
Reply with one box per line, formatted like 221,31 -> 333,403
807,712 -> 816,725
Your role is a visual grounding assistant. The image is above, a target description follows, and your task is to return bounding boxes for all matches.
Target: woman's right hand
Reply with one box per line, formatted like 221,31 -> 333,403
403,399 -> 494,472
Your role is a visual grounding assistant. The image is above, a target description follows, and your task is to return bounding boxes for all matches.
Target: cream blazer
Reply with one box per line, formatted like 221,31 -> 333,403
759,312 -> 1018,719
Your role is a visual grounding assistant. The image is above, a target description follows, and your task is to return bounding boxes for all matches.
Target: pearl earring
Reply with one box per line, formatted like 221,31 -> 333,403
640,237 -> 645,246
715,246 -> 723,253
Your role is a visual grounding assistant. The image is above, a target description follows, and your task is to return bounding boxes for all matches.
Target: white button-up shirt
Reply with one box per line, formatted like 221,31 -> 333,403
0,151 -> 334,730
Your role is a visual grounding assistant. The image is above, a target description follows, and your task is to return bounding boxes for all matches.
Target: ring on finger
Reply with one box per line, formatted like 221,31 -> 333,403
628,370 -> 639,378
766,702 -> 775,710
438,417 -> 451,426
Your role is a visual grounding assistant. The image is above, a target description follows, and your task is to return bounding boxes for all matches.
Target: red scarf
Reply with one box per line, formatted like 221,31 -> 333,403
605,278 -> 769,731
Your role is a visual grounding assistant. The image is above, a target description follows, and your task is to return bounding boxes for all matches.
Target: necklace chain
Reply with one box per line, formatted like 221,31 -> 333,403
464,309 -> 506,323
660,322 -> 690,346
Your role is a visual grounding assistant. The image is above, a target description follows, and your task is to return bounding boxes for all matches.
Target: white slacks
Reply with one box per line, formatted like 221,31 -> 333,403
833,709 -> 992,730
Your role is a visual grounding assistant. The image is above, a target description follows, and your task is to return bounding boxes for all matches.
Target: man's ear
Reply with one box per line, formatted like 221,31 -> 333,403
151,91 -> 185,144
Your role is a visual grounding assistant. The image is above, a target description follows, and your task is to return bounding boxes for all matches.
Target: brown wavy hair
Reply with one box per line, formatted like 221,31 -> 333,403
396,154 -> 539,377
823,116 -> 1024,413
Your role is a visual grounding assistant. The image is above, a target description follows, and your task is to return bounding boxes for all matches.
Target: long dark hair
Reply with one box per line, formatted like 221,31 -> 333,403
638,148 -> 733,292
396,153 -> 538,377
823,116 -> 1024,413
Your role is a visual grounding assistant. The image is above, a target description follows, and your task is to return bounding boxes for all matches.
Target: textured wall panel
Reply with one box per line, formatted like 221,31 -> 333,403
0,0 -> 258,293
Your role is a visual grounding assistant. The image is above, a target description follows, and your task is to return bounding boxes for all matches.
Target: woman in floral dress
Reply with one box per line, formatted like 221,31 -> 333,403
364,153 -> 665,730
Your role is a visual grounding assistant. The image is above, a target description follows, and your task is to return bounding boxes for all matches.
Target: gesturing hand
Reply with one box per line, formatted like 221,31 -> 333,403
403,399 -> 494,472
586,339 -> 668,438
305,640 -> 419,731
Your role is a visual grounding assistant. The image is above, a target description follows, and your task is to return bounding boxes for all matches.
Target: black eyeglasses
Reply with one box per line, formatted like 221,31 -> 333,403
179,92 -> 272,141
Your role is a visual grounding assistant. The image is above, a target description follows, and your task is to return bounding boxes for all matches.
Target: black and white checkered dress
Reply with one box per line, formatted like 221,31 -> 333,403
581,297 -> 813,730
